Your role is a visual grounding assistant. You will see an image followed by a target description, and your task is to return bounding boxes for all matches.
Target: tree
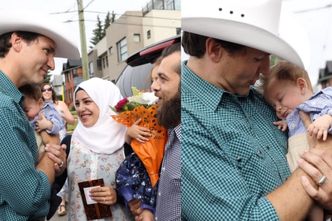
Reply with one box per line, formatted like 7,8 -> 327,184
90,15 -> 104,46
103,11 -> 111,37
43,72 -> 52,83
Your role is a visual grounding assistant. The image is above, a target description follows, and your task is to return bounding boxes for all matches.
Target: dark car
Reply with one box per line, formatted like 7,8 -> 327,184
116,35 -> 181,97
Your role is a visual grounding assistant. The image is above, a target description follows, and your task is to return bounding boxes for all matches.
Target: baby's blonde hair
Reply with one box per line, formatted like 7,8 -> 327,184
262,61 -> 312,92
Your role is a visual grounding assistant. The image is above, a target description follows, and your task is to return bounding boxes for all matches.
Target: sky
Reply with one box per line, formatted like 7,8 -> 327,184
1,0 -> 332,87
0,0 -> 152,77
284,0 -> 332,86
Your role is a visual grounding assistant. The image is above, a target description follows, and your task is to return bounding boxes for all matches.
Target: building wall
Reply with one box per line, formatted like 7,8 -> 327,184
89,8 -> 180,82
105,11 -> 144,81
142,10 -> 181,46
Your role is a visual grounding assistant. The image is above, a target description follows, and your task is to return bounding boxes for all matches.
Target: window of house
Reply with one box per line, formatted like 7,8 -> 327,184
89,61 -> 94,77
133,33 -> 141,42
117,38 -> 128,62
165,0 -> 175,10
147,30 -> 151,39
176,27 -> 181,35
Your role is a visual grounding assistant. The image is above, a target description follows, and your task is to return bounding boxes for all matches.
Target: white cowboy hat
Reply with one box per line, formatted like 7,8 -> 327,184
0,10 -> 80,59
182,0 -> 309,69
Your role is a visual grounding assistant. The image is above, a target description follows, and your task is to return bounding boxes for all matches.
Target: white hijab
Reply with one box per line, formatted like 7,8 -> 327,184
72,78 -> 126,154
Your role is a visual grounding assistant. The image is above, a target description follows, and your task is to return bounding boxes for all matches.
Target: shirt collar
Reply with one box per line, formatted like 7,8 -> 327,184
182,62 -> 224,111
0,71 -> 23,104
182,61 -> 257,111
167,124 -> 181,146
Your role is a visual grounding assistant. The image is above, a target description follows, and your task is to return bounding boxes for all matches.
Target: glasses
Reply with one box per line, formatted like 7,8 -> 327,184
42,88 -> 52,92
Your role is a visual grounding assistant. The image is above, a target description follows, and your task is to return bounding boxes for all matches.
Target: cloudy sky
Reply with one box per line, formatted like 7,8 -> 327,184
285,0 -> 332,86
0,0 -> 152,77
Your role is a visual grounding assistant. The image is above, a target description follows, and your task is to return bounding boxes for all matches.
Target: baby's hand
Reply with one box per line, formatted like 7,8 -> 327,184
307,114 -> 332,141
36,113 -> 52,132
273,120 -> 288,132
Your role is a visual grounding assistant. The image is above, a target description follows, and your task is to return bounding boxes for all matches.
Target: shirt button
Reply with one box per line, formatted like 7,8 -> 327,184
155,217 -> 158,221
161,167 -> 165,171
158,192 -> 161,196
256,149 -> 264,158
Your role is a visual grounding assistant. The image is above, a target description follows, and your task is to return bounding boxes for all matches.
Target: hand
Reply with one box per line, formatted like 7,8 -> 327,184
128,199 -> 142,216
127,119 -> 152,143
36,113 -> 52,132
273,120 -> 288,132
135,209 -> 154,221
45,143 -> 67,176
298,149 -> 332,211
89,186 -> 117,205
298,111 -> 332,210
307,114 -> 332,141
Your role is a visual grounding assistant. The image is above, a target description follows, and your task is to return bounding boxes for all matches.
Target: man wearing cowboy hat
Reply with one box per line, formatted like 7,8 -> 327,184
318,61 -> 332,89
0,10 -> 79,220
181,0 -> 332,220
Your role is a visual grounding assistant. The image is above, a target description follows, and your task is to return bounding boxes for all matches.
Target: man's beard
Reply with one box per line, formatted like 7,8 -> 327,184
157,92 -> 180,129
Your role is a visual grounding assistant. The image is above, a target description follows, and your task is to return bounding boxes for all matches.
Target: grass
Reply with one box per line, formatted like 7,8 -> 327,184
66,110 -> 78,134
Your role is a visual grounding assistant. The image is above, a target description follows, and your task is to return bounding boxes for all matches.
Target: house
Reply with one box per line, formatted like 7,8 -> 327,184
62,59 -> 83,108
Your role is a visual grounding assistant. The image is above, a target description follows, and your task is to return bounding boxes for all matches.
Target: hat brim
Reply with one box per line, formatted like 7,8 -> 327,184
318,75 -> 332,83
0,11 -> 80,59
182,17 -> 304,68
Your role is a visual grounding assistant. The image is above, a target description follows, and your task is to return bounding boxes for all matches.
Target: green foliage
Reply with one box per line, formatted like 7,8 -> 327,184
43,72 -> 52,83
91,11 -> 115,46
90,15 -> 104,45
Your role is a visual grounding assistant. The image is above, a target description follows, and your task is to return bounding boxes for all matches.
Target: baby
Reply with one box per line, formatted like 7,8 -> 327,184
19,83 -> 64,159
263,61 -> 332,221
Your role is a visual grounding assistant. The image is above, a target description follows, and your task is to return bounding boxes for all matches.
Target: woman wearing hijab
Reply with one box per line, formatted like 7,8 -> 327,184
67,78 -> 132,221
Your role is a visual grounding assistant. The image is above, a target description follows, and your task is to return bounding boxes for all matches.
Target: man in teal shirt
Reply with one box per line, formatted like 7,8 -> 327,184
181,0 -> 332,220
0,10 -> 79,220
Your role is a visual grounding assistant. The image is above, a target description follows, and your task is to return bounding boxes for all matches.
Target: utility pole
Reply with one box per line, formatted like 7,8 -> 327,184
77,0 -> 89,80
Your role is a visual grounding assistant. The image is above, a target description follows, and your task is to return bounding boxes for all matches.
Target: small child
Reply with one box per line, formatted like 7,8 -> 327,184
116,57 -> 163,220
263,61 -> 332,221
19,83 -> 64,159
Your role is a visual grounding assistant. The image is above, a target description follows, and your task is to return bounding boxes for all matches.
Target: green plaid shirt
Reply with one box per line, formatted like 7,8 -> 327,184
0,71 -> 51,220
181,63 -> 290,220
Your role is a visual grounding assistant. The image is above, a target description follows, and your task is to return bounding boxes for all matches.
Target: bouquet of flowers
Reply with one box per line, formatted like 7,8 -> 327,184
111,87 -> 167,187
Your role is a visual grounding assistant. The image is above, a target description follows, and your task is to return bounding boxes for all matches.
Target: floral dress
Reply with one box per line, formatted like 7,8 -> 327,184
67,138 -> 133,221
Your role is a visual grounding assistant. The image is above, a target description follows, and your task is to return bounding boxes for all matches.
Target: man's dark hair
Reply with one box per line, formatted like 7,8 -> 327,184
182,31 -> 246,58
161,42 -> 181,75
0,31 -> 39,57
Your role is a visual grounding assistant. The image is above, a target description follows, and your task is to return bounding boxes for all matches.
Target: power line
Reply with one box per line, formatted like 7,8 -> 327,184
63,19 -> 180,29
294,4 -> 332,13
83,0 -> 96,10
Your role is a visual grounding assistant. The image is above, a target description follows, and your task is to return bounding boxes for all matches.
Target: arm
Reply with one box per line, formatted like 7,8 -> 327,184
297,112 -> 332,211
0,108 -> 51,216
307,114 -> 332,141
182,111 -> 315,221
126,119 -> 152,143
40,130 -> 60,145
58,101 -> 75,124
36,111 -> 64,135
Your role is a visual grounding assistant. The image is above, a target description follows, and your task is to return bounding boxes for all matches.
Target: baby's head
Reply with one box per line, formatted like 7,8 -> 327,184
262,61 -> 313,119
19,84 -> 43,120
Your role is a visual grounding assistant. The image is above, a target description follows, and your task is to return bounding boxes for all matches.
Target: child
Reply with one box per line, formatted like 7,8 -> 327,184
116,57 -> 163,221
263,61 -> 332,221
19,83 -> 64,159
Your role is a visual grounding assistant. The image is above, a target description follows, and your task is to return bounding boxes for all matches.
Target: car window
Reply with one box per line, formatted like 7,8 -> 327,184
116,63 -> 153,97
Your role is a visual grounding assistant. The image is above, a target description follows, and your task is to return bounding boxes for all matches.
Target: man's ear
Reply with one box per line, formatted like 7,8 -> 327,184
10,33 -> 23,52
205,38 -> 223,63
